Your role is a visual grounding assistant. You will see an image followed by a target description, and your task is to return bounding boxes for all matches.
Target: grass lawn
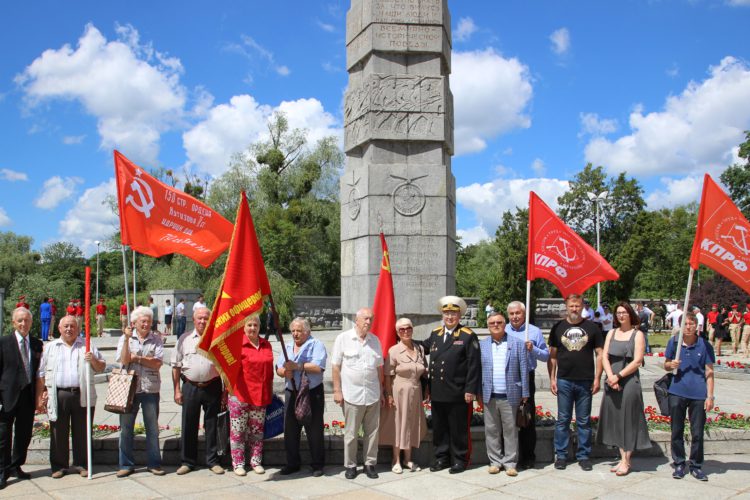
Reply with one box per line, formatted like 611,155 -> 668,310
647,332 -> 672,349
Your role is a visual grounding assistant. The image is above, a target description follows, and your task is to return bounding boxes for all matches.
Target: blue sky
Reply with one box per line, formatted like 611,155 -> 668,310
1,0 -> 749,255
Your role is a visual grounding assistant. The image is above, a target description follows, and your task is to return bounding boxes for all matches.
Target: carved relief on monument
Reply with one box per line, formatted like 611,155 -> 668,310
345,171 -> 363,220
345,74 -> 445,125
390,173 -> 427,216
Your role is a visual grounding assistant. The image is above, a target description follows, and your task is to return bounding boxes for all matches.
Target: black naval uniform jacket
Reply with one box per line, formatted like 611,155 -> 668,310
423,323 -> 481,403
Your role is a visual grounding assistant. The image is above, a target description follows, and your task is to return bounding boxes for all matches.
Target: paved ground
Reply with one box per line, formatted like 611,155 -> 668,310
10,329 -> 750,499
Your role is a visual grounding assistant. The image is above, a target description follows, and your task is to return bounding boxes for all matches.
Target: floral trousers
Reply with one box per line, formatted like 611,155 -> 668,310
228,396 -> 266,468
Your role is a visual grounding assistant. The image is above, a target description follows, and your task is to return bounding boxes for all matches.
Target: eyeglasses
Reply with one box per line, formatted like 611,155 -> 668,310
397,326 -> 413,333
615,312 -> 629,316
487,321 -> 505,326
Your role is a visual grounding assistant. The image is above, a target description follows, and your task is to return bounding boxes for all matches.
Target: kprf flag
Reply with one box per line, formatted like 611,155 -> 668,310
690,174 -> 750,294
114,150 -> 232,267
198,191 -> 271,391
370,233 -> 397,357
527,191 -> 619,297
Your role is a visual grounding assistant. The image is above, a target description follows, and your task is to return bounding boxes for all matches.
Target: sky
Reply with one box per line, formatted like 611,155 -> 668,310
1,0 -> 749,256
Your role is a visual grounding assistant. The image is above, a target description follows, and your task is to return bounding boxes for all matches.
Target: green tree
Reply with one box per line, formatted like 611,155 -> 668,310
719,130 -> 750,217
0,231 -> 39,290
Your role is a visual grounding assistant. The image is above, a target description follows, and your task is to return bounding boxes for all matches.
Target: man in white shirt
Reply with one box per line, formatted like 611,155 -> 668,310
175,298 -> 187,338
666,304 -> 683,336
601,304 -> 614,332
192,295 -> 206,313
581,299 -> 594,320
332,307 -> 384,480
694,307 -> 705,334
36,315 -> 105,478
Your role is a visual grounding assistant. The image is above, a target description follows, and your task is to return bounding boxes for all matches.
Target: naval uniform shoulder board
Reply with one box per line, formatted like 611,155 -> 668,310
432,326 -> 444,335
459,326 -> 474,335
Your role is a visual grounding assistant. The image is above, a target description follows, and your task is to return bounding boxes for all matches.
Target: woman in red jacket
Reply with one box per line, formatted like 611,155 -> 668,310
229,314 -> 274,476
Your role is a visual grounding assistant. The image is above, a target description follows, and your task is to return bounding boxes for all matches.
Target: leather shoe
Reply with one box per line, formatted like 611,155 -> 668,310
0,475 -> 6,490
429,461 -> 448,472
344,467 -> 357,479
279,465 -> 300,475
51,470 -> 65,479
10,467 -> 31,480
449,464 -> 466,474
311,468 -> 324,477
364,465 -> 379,479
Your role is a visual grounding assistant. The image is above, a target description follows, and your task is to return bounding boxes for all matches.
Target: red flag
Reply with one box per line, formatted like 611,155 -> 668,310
370,233 -> 397,357
690,174 -> 750,294
198,192 -> 272,391
527,191 -> 619,297
114,150 -> 233,267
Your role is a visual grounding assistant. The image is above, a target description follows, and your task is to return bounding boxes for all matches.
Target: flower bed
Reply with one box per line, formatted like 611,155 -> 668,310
32,421 -> 171,439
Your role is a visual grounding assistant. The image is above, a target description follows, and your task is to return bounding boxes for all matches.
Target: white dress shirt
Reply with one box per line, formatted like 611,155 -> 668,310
331,328 -> 383,406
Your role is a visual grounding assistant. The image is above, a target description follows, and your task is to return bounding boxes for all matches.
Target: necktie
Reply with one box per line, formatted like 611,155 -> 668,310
20,337 -> 30,384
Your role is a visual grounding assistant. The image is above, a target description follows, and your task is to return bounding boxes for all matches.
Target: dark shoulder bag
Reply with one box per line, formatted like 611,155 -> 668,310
295,370 -> 312,424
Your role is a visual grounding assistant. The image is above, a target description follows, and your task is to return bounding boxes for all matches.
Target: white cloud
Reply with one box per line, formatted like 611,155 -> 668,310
531,158 -> 546,175
579,112 -> 618,137
666,63 -> 680,78
584,57 -> 750,177
727,0 -> 750,6
58,178 -> 118,254
226,35 -> 291,79
276,65 -> 291,76
34,176 -> 83,209
183,95 -> 341,176
0,207 -> 10,226
0,168 -> 28,181
317,20 -> 335,33
16,24 -> 186,165
62,134 -> 85,145
452,49 -> 533,155
454,17 -> 478,43
457,177 -> 569,236
550,28 -> 571,55
646,175 -> 703,209
457,226 -> 490,246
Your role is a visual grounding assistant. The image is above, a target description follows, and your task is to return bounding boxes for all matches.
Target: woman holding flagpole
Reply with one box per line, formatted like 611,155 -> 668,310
228,314 -> 274,476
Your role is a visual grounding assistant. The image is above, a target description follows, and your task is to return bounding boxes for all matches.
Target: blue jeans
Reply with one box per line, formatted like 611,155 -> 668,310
176,316 -> 187,338
119,392 -> 161,469
554,378 -> 593,460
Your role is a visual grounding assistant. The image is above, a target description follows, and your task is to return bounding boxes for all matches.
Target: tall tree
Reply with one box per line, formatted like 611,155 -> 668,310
719,130 -> 750,217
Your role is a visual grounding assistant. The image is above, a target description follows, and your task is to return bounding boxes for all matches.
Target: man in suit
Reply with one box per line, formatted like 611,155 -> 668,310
0,307 -> 43,489
422,296 -> 481,474
480,311 -> 529,477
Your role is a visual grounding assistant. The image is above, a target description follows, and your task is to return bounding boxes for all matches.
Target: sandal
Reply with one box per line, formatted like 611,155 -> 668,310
406,461 -> 421,472
610,461 -> 621,473
392,463 -> 403,474
615,465 -> 631,476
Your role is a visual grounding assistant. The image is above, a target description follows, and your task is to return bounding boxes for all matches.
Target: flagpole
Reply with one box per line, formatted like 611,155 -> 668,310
268,295 -> 297,392
674,267 -> 695,363
524,280 -> 531,342
132,250 -> 137,311
121,244 -> 131,320
84,267 -> 93,480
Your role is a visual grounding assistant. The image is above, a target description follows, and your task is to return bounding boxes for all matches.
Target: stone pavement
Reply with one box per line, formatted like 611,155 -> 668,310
4,454 -> 750,499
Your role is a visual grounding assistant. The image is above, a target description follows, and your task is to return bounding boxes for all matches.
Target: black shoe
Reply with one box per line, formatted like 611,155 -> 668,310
579,459 -> 593,471
9,467 -> 31,480
448,464 -> 466,474
0,475 -> 6,490
429,461 -> 449,472
673,463 -> 686,479
690,468 -> 708,481
364,465 -> 379,479
279,465 -> 300,475
345,467 -> 357,479
554,458 -> 567,470
311,468 -> 324,477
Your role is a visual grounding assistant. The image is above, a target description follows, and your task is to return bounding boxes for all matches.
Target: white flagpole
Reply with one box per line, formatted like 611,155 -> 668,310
132,250 -> 137,311
121,245 -> 131,319
524,280 -> 531,341
86,360 -> 92,479
674,267 -> 695,363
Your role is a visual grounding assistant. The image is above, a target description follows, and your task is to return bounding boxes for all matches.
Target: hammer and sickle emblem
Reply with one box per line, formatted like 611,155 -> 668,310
721,224 -> 750,256
546,236 -> 577,263
125,172 -> 155,219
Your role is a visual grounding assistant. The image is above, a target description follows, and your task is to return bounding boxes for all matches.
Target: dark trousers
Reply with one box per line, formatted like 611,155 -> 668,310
180,379 -> 222,467
283,384 -> 325,469
669,394 -> 706,470
50,388 -> 93,471
431,400 -> 470,466
0,384 -> 34,474
176,317 -> 187,338
518,371 -> 536,464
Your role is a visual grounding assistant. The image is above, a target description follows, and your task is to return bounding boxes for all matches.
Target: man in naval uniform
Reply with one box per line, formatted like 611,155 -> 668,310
422,296 -> 481,474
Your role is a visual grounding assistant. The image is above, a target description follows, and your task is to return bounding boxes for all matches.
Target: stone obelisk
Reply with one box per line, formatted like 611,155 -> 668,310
341,0 -> 455,335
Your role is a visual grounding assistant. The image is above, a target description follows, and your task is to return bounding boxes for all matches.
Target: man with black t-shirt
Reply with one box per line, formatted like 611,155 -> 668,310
548,294 -> 604,471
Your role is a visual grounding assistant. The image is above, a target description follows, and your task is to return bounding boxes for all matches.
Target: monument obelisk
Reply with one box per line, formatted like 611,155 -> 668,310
341,0 -> 455,335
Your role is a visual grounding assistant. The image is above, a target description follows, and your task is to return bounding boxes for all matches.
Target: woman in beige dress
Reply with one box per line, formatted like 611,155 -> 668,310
380,317 -> 428,473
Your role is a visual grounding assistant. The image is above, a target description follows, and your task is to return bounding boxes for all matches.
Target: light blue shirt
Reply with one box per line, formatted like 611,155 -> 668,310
491,338 -> 508,394
277,336 -> 327,390
506,322 -> 549,371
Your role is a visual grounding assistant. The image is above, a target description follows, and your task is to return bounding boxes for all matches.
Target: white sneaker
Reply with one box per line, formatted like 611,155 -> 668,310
252,465 -> 265,475
234,466 -> 247,476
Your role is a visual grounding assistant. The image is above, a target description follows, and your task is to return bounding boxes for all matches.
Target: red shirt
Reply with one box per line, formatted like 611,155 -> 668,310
233,337 -> 274,406
729,311 -> 742,324
66,305 -> 76,315
96,304 -> 107,315
744,311 -> 750,324
120,304 -> 128,315
51,304 -> 57,315
707,311 -> 719,324
75,306 -> 84,316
